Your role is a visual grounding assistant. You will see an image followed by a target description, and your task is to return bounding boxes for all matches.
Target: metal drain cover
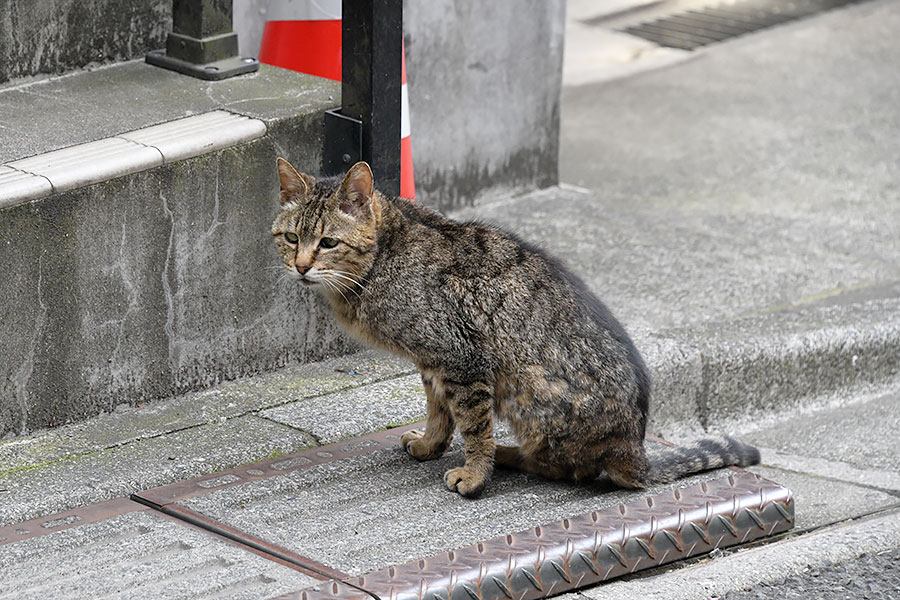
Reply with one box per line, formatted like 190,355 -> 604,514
622,0 -> 868,50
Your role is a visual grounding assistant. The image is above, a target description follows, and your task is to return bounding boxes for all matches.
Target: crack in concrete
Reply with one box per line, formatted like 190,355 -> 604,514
759,462 -> 900,499
160,191 -> 178,377
205,167 -> 225,239
88,215 -> 142,396
9,254 -> 48,434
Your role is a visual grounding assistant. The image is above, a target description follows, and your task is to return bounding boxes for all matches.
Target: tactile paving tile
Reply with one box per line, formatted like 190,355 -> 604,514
1,110 -> 266,205
7,137 -> 162,193
0,165 -> 52,207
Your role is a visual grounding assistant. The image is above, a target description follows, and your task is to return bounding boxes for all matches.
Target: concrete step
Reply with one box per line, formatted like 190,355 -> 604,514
0,59 -> 355,439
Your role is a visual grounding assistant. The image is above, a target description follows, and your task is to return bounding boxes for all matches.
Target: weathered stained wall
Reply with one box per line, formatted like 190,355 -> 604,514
0,0 -> 171,84
0,123 -> 356,437
403,0 -> 565,210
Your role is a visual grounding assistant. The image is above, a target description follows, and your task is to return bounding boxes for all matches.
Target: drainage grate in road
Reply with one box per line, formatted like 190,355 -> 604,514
622,0 -> 868,50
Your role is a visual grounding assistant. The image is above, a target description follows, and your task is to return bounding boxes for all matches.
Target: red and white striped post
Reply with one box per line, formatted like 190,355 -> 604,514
400,44 -> 414,200
258,1 -> 414,200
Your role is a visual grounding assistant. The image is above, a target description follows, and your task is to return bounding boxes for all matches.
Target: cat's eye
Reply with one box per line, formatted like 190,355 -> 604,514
319,237 -> 340,249
284,232 -> 299,244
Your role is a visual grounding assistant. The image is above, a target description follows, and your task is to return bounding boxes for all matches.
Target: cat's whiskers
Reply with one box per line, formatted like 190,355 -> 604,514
273,271 -> 292,287
325,273 -> 363,299
322,277 -> 352,304
331,269 -> 370,286
328,271 -> 367,293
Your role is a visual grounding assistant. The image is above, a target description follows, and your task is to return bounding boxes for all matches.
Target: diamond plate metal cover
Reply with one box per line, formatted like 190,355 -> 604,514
272,471 -> 793,600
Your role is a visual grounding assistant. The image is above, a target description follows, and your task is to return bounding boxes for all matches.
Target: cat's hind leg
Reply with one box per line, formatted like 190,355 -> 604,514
602,439 -> 650,489
495,444 -> 573,480
402,372 -> 455,461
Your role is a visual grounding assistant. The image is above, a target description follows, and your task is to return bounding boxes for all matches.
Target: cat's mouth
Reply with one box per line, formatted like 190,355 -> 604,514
299,277 -> 319,287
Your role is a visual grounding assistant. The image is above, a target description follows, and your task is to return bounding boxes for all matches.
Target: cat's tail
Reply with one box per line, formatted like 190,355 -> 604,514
645,436 -> 761,484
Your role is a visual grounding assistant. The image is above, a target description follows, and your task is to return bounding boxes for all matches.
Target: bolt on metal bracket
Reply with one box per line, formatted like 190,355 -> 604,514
147,0 -> 259,81
324,109 -> 364,174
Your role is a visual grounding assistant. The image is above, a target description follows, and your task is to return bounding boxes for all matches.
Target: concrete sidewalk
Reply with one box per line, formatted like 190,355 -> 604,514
2,0 -> 900,598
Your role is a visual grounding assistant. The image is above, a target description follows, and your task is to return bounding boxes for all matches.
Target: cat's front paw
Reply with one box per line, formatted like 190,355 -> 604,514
444,466 -> 488,498
401,429 -> 445,461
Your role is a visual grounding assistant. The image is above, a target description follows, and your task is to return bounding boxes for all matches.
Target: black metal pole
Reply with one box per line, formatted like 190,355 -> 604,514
325,0 -> 402,196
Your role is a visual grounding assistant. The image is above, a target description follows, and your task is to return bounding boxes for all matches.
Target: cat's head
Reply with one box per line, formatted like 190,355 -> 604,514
272,159 -> 379,295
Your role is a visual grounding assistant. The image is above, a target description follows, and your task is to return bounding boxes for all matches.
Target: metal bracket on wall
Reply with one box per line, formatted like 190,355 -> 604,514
323,0 -> 402,193
323,109 -> 364,174
147,0 -> 259,81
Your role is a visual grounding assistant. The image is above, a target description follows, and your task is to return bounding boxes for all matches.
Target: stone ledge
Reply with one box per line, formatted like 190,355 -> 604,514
1,111 -> 266,206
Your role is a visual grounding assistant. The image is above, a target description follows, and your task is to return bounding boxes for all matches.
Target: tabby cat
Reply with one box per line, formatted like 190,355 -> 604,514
273,159 -> 760,498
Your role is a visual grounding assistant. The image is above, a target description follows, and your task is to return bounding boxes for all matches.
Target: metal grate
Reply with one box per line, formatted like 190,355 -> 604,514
622,0 -> 868,50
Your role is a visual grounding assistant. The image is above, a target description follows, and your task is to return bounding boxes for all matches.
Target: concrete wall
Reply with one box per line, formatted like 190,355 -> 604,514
0,0 -> 171,84
0,116 -> 356,437
404,0 -> 565,210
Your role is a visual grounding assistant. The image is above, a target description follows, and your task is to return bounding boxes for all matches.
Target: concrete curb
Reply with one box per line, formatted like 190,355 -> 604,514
644,296 -> 900,439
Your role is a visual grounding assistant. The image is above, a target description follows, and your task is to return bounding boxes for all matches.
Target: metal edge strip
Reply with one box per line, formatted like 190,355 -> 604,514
0,496 -> 147,546
130,498 -> 351,582
134,422 -> 426,506
272,471 -> 794,600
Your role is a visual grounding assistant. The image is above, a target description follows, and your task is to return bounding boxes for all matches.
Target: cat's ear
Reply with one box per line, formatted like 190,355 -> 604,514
336,161 -> 374,220
277,157 -> 315,204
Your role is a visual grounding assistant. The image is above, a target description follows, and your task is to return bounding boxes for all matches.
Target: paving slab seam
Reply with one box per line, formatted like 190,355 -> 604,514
246,369 -> 419,416
755,462 -> 900,500
0,415 -> 289,481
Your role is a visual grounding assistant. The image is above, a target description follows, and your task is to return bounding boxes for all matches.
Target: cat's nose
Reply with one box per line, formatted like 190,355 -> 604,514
296,264 -> 311,275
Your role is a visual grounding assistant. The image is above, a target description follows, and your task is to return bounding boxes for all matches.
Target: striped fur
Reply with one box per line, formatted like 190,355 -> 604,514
273,160 -> 760,497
